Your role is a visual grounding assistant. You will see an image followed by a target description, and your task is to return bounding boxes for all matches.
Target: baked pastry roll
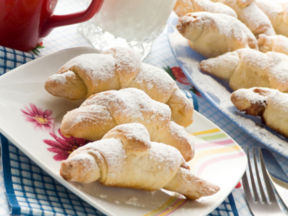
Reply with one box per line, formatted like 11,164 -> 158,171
212,0 -> 275,37
60,123 -> 219,199
177,12 -> 257,58
231,87 -> 288,137
174,0 -> 237,17
258,34 -> 288,55
200,48 -> 288,92
60,88 -> 196,161
256,0 -> 288,37
45,47 -> 193,127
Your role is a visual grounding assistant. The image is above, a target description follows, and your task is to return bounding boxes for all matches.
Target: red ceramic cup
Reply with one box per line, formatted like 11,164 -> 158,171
0,0 -> 103,51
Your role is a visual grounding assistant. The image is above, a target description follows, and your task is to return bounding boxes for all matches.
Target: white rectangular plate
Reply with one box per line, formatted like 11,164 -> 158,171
0,47 -> 247,216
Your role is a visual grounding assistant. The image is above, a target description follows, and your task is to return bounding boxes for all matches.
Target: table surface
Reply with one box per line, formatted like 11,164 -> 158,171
0,0 -> 288,215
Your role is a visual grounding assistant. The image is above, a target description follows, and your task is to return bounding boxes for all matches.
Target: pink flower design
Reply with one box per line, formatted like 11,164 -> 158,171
44,129 -> 89,161
21,104 -> 53,130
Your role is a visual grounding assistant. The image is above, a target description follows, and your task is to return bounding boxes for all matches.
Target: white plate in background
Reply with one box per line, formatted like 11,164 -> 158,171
167,13 -> 288,158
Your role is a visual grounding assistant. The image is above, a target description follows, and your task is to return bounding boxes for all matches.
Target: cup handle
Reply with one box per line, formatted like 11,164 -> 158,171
40,0 -> 104,37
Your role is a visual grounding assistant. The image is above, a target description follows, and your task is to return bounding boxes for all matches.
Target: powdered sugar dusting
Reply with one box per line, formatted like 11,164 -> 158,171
241,3 -> 271,29
269,91 -> 288,112
149,141 -> 184,172
232,88 -> 269,104
268,52 -> 288,83
63,53 -> 116,81
169,121 -> 196,148
132,63 -> 176,102
69,153 -> 99,174
181,12 -> 255,41
87,138 -> 126,182
81,88 -> 171,123
169,25 -> 288,156
66,104 -> 113,128
105,47 -> 141,75
226,0 -> 275,35
174,0 -> 237,17
195,0 -> 237,17
109,123 -> 151,145
114,88 -> 171,122
49,70 -> 75,84
233,87 -> 288,114
256,0 -> 283,19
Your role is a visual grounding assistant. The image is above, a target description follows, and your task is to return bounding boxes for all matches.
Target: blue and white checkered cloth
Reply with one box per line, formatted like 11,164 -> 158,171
0,44 -> 241,215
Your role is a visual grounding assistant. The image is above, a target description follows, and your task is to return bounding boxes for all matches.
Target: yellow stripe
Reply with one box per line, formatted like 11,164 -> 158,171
192,128 -> 220,136
191,145 -> 242,166
143,197 -> 176,216
157,199 -> 186,216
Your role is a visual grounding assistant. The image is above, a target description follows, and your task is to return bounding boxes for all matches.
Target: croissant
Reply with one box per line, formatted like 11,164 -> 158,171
200,48 -> 288,92
231,87 -> 288,137
174,0 -> 237,17
60,123 -> 219,199
211,0 -> 275,37
256,0 -> 288,37
45,47 -> 193,127
177,12 -> 257,58
258,34 -> 288,55
60,88 -> 196,161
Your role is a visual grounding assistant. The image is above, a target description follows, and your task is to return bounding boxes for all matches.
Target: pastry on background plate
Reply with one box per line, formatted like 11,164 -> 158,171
45,47 -> 193,127
258,34 -> 288,55
60,123 -> 220,200
256,0 -> 288,37
211,0 -> 275,37
60,88 -> 196,161
231,87 -> 288,138
174,0 -> 237,17
200,48 -> 288,92
177,12 -> 257,58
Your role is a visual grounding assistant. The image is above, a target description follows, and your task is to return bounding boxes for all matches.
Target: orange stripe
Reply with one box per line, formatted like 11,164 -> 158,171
196,151 -> 246,176
192,128 -> 220,136
143,197 -> 177,216
157,199 -> 186,216
190,144 -> 242,169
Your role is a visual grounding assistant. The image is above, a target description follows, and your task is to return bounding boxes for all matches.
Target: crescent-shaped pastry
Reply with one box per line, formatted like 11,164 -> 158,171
45,47 -> 194,127
174,0 -> 237,17
231,87 -> 288,137
177,12 -> 257,57
258,34 -> 288,55
256,0 -> 288,37
60,88 -> 196,161
200,48 -> 288,92
212,0 -> 275,37
60,123 -> 219,199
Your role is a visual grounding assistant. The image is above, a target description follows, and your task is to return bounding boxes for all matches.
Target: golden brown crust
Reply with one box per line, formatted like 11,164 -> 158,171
45,47 -> 193,127
60,88 -> 195,161
256,0 -> 288,36
231,88 -> 267,115
174,0 -> 237,17
177,12 -> 257,58
212,0 -> 275,36
200,48 -> 288,92
60,123 -> 219,199
231,87 -> 288,137
258,34 -> 288,55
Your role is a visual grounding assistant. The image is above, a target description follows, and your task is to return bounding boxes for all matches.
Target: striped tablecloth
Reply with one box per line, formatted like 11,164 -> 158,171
1,0 -> 288,215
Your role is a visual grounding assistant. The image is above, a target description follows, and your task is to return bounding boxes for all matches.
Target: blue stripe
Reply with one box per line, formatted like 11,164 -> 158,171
0,135 -> 21,215
228,193 -> 239,216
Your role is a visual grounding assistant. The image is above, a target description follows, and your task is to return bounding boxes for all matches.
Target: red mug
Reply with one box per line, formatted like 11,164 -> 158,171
0,0 -> 103,51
